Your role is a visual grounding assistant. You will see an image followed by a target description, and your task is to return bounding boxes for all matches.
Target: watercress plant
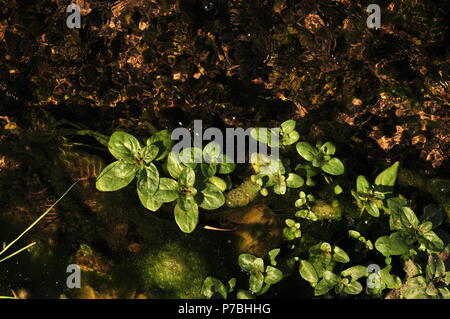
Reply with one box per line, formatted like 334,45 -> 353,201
95,121 -> 448,299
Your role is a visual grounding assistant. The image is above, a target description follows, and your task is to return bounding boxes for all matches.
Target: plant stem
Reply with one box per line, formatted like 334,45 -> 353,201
0,180 -> 79,258
0,242 -> 36,263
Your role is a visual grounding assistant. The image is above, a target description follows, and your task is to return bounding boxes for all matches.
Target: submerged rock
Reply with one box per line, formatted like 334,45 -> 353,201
231,204 -> 283,257
224,178 -> 261,208
205,204 -> 283,257
312,199 -> 343,221
136,241 -> 209,299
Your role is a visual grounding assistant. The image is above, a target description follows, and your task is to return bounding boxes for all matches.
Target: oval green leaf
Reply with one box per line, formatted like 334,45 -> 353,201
343,281 -> 363,295
320,142 -> 336,156
136,163 -> 160,197
138,190 -> 163,212
286,173 -> 304,188
280,120 -> 296,133
356,175 -> 370,194
296,142 -> 319,162
321,157 -> 345,175
96,161 -> 138,191
167,151 -> 185,179
174,202 -> 198,233
179,166 -> 195,188
341,265 -> 367,281
153,178 -> 178,203
239,254 -> 258,272
249,272 -> 264,294
108,131 -> 141,161
265,266 -> 283,285
299,260 -> 319,284
147,129 -> 173,161
199,183 -> 225,210
333,246 -> 350,263
375,161 -> 399,187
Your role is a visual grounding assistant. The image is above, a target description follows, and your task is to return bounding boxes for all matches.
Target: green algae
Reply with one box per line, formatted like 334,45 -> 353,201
311,199 -> 343,221
136,241 -> 208,299
224,178 -> 261,208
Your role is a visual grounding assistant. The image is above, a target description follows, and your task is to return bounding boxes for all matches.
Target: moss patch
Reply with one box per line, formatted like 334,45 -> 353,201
137,241 -> 208,299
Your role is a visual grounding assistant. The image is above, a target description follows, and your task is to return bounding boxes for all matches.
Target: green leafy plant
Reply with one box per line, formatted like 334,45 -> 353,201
251,119 -> 300,148
283,219 -> 301,241
96,130 -> 172,195
201,249 -> 283,299
294,191 -> 318,221
163,143 -> 235,232
279,120 -> 300,146
251,154 -> 304,196
96,122 -> 449,300
298,243 -> 368,296
201,277 -> 236,299
351,162 -> 399,217
238,252 -> 283,295
400,250 -> 450,299
375,202 -> 444,257
96,133 -> 234,233
296,141 -> 344,176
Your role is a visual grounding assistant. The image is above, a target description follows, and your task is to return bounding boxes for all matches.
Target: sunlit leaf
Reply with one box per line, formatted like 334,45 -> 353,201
96,161 -> 138,191
108,131 -> 141,161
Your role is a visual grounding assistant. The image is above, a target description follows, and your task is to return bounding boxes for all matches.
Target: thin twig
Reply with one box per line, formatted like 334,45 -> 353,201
0,242 -> 37,263
0,180 -> 79,258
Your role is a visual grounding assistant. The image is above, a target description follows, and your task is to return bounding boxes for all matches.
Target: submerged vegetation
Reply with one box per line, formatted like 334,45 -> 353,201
93,122 -> 449,299
0,0 -> 449,299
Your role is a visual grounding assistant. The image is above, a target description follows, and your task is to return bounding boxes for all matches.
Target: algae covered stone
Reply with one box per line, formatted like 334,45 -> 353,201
137,241 -> 209,298
312,200 -> 342,221
224,178 -> 261,208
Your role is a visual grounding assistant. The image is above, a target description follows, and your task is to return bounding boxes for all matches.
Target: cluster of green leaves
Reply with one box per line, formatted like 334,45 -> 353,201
250,127 -> 344,198
401,250 -> 450,299
294,191 -> 318,221
201,277 -> 236,299
375,201 -> 444,257
98,124 -> 449,299
96,131 -> 234,233
238,252 -> 283,296
297,242 -> 401,297
366,264 -> 402,296
251,120 -> 300,148
251,154 -> 304,196
298,242 -> 364,296
292,162 -> 448,299
201,249 -> 283,299
283,219 -> 301,241
164,142 -> 235,232
249,120 -> 304,197
96,130 -> 172,194
352,162 -> 399,217
296,141 -> 344,176
300,261 -> 393,298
